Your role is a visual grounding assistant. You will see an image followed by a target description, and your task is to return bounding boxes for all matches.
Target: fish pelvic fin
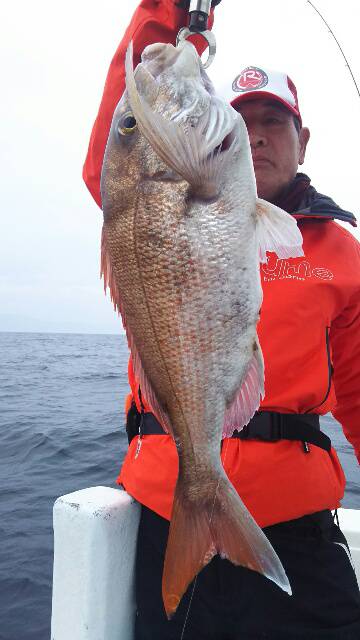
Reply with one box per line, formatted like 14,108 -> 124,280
256,198 -> 304,263
125,42 -> 239,199
162,471 -> 291,619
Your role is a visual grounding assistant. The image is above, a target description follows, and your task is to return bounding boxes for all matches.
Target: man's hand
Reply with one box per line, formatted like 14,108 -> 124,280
175,1 -> 222,8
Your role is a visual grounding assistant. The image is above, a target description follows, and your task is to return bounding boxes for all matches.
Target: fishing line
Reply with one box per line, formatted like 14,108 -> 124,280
180,575 -> 198,640
307,1 -> 360,100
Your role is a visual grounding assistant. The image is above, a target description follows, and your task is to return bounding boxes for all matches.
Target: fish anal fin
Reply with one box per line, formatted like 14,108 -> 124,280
222,340 -> 265,438
256,198 -> 304,263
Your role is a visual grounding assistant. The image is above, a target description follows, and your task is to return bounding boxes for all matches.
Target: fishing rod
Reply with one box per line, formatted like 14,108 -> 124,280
307,0 -> 360,100
176,0 -> 219,68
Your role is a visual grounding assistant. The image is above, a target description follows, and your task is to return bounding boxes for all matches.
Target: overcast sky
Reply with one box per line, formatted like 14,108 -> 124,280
1,0 -> 359,334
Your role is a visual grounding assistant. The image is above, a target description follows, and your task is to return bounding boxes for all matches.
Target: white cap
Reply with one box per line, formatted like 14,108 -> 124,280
230,66 -> 302,125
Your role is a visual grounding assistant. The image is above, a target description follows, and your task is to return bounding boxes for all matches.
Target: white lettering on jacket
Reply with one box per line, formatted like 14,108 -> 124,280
261,257 -> 334,282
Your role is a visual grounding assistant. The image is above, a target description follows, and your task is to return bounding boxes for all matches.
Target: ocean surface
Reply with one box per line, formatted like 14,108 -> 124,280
0,332 -> 359,640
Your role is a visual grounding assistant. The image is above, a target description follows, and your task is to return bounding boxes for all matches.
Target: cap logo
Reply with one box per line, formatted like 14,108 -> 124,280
232,67 -> 268,93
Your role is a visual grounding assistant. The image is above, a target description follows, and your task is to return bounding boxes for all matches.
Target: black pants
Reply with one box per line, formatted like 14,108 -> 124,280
135,506 -> 360,640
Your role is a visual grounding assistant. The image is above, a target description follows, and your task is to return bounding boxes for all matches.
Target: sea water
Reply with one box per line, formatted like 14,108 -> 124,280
0,332 -> 359,640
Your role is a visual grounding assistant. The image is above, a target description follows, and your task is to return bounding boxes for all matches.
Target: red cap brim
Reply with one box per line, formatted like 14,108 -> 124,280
230,91 -> 302,127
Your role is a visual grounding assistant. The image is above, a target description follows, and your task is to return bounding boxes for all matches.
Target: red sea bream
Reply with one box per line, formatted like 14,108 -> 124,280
100,40 -> 303,618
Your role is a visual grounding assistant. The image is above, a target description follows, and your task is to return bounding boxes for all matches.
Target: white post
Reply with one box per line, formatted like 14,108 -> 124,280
50,492 -> 360,640
51,486 -> 141,640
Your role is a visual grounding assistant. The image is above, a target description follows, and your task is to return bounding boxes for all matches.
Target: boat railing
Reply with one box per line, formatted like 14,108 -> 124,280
50,486 -> 360,640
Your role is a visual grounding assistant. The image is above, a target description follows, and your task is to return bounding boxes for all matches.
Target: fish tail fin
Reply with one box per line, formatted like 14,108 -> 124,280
256,198 -> 304,263
210,475 -> 292,593
162,472 -> 291,619
162,482 -> 216,619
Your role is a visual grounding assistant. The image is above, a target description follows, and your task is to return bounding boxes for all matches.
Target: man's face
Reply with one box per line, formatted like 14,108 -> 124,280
236,99 -> 310,203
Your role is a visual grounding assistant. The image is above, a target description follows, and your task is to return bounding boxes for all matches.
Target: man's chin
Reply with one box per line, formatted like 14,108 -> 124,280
255,173 -> 289,204
254,169 -> 277,202
256,183 -> 279,204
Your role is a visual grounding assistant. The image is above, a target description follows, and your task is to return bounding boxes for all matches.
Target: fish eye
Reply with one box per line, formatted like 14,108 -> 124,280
118,112 -> 137,136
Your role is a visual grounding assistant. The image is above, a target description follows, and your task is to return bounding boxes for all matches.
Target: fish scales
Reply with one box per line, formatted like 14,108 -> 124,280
100,40 -> 303,618
105,168 -> 257,430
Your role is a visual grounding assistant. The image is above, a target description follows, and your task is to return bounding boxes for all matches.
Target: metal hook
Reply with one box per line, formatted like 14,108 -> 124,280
176,27 -> 216,69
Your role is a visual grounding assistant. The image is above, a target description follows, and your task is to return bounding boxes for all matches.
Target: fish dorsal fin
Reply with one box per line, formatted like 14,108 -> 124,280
101,226 -> 171,434
130,339 -> 172,434
256,198 -> 304,263
222,338 -> 264,437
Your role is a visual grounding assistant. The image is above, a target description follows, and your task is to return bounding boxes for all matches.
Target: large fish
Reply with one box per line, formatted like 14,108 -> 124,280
100,40 -> 303,618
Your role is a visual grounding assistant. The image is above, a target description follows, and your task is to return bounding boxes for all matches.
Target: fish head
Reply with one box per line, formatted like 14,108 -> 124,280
101,41 -> 250,209
101,43 -> 199,214
100,59 -> 162,218
136,40 -> 213,122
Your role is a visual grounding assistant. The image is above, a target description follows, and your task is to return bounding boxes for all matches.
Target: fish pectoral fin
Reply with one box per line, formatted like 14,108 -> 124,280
162,485 -> 217,619
222,340 -> 264,437
256,198 -> 304,263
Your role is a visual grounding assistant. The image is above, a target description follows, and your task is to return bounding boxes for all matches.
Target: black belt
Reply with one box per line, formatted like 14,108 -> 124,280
233,412 -> 331,451
127,408 -> 331,452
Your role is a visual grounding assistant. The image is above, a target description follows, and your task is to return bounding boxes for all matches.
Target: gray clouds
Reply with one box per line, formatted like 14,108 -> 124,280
1,0 -> 359,333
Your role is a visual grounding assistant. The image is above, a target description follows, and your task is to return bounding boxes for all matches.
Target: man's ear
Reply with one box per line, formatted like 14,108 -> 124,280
299,127 -> 310,165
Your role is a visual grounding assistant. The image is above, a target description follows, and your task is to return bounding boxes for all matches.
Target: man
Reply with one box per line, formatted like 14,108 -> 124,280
83,1 -> 360,638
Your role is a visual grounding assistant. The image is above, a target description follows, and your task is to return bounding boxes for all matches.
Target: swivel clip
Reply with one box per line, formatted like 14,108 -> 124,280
176,0 -> 216,69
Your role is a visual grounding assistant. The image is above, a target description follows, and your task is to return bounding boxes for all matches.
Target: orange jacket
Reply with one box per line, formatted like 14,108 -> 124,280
83,0 -> 213,208
83,0 -> 360,528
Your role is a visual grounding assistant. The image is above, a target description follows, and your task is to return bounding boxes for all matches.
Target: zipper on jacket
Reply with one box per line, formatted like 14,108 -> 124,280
135,386 -> 145,459
305,326 -> 333,414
